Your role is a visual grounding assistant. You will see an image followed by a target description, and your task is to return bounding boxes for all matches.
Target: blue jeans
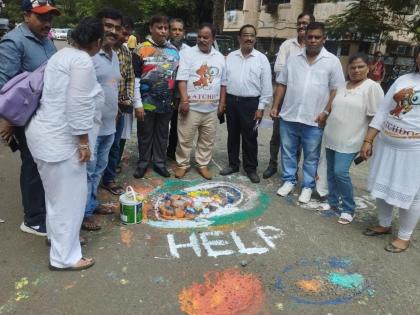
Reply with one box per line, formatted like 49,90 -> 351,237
85,134 -> 115,218
325,148 -> 357,214
102,115 -> 125,184
279,119 -> 323,188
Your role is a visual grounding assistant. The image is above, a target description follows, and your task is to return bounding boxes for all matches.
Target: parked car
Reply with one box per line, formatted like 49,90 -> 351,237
185,33 -> 236,56
54,28 -> 70,40
67,29 -> 73,44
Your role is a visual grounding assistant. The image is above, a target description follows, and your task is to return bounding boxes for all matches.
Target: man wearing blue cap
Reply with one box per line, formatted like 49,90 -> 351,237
0,0 -> 59,236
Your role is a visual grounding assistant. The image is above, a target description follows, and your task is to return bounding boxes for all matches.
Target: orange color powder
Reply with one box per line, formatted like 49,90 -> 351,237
296,279 -> 322,293
120,228 -> 133,247
179,268 -> 267,315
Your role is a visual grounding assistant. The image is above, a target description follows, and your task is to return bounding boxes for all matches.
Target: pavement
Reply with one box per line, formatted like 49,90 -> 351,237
1,39 -> 420,315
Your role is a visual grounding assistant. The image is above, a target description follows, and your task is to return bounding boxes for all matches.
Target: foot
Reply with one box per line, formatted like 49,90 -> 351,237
81,217 -> 101,231
94,204 -> 115,215
276,182 -> 295,197
219,166 -> 239,176
153,165 -> 170,177
298,187 -> 312,204
49,257 -> 95,271
385,238 -> 410,253
338,212 -> 353,225
20,222 -> 47,236
197,166 -> 212,180
174,167 -> 188,179
246,171 -> 260,183
133,166 -> 147,179
101,181 -> 125,195
262,166 -> 277,179
363,226 -> 392,236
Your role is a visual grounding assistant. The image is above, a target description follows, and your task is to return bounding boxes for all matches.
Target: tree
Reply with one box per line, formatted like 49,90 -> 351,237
327,0 -> 420,44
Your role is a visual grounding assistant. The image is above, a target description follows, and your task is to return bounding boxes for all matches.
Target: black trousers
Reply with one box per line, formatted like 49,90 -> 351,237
226,94 -> 259,173
137,110 -> 172,169
14,126 -> 46,226
166,102 -> 179,156
268,118 -> 280,168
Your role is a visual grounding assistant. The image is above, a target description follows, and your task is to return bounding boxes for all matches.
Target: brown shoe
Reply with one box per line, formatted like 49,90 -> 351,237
197,166 -> 212,180
174,167 -> 187,178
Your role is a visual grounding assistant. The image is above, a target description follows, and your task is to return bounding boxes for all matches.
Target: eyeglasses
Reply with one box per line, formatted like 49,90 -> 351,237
104,22 -> 122,32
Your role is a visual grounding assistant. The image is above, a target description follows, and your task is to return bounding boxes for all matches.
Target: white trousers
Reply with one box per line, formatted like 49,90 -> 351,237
35,152 -> 87,268
316,140 -> 329,197
377,190 -> 420,240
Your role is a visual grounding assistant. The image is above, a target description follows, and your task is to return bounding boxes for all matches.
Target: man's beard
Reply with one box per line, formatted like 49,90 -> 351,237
170,38 -> 183,49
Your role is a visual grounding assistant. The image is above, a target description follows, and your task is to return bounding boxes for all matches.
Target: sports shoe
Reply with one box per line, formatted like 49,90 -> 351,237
298,188 -> 313,204
276,182 -> 295,197
20,222 -> 47,236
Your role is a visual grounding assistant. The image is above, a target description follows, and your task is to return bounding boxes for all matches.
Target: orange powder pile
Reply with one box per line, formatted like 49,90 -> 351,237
120,228 -> 134,247
179,268 -> 267,315
296,279 -> 322,293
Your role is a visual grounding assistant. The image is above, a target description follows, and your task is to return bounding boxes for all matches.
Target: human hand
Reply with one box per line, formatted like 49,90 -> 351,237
360,142 -> 373,160
179,100 -> 189,115
254,109 -> 264,121
0,121 -> 14,143
270,107 -> 278,120
135,107 -> 145,121
315,111 -> 328,127
217,104 -> 225,116
78,146 -> 91,162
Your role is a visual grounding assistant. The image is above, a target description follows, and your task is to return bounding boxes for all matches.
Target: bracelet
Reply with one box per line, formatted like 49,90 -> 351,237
363,139 -> 373,144
78,144 -> 89,150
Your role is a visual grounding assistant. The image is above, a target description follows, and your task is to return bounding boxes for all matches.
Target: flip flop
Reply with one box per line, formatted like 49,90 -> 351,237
49,257 -> 95,271
363,227 -> 392,237
101,182 -> 124,195
338,212 -> 353,225
81,217 -> 101,231
384,242 -> 410,253
94,205 -> 115,215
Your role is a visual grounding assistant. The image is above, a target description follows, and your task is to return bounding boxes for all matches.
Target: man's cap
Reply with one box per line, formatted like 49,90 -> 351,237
21,0 -> 61,16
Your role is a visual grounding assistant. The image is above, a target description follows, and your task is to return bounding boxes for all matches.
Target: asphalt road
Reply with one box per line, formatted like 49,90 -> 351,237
1,39 -> 420,315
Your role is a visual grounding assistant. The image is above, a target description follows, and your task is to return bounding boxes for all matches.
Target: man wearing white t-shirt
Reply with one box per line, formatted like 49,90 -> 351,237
270,22 -> 345,203
174,23 -> 226,180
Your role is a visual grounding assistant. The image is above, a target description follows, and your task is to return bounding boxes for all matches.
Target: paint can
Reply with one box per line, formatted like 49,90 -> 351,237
120,186 -> 143,224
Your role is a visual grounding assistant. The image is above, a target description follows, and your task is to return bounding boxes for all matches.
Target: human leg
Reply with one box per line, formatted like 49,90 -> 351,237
152,111 -> 172,169
136,111 -> 155,170
300,124 -> 323,189
238,98 -> 259,174
167,103 -> 179,159
332,151 -> 357,214
196,111 -> 217,168
225,95 -> 241,170
102,115 -> 125,185
279,119 -> 300,185
326,148 -> 339,208
176,110 -> 199,169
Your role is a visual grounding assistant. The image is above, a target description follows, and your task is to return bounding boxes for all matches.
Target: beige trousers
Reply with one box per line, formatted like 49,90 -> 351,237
176,110 -> 218,169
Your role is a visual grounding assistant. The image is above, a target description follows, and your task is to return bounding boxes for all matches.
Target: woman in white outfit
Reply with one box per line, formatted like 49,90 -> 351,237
360,50 -> 420,253
324,53 -> 384,224
26,17 -> 104,270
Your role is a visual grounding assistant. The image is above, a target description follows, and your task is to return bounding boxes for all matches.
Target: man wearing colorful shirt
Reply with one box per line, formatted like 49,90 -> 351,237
132,14 -> 179,179
174,23 -> 226,180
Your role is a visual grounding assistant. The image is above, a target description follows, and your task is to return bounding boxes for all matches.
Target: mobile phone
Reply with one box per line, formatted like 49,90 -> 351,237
354,155 -> 365,165
218,113 -> 225,124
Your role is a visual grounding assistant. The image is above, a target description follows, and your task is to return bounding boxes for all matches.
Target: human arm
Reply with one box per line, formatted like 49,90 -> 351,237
77,134 -> 91,162
257,55 -> 273,112
315,89 -> 337,127
178,81 -> 189,114
270,84 -> 287,119
132,52 -> 145,120
176,50 -> 191,115
218,85 -> 227,116
273,41 -> 288,75
359,127 -> 380,159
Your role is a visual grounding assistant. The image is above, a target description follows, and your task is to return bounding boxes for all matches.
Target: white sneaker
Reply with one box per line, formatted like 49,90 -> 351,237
298,188 -> 313,204
277,182 -> 295,197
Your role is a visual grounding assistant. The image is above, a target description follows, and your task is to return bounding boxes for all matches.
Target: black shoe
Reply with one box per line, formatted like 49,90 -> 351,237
262,166 -> 277,179
219,166 -> 239,176
153,165 -> 170,177
247,172 -> 260,183
133,166 -> 147,179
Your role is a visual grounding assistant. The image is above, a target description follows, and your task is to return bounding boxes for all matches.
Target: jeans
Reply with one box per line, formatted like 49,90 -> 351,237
84,134 -> 115,218
325,148 -> 357,214
279,119 -> 323,188
102,115 -> 125,184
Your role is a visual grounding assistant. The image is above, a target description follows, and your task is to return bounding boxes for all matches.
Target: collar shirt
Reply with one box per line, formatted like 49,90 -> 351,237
276,47 -> 345,126
224,49 -> 273,110
176,45 -> 226,113
273,37 -> 303,75
115,45 -> 135,103
93,49 -> 121,136
0,23 -> 56,89
25,48 -> 102,162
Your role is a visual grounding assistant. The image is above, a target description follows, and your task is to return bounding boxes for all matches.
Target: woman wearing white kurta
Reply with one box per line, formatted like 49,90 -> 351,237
324,53 -> 384,224
26,17 -> 104,270
360,50 -> 420,253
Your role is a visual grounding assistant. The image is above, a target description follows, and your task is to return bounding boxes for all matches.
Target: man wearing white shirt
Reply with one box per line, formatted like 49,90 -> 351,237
270,22 -> 345,203
219,24 -> 273,183
174,23 -> 226,180
263,12 -> 314,179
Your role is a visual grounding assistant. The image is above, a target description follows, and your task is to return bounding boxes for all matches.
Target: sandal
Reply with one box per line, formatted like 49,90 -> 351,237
101,181 -> 125,195
384,242 -> 410,253
116,166 -> 122,174
363,227 -> 392,237
46,236 -> 87,246
338,212 -> 353,225
49,257 -> 95,271
94,204 -> 115,215
81,217 -> 101,231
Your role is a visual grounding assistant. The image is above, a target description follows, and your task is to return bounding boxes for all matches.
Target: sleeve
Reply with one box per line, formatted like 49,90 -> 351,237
365,81 -> 384,116
220,57 -> 227,86
176,50 -> 191,81
258,55 -> 273,109
0,39 -> 23,89
126,51 -> 135,100
369,78 -> 399,130
275,60 -> 289,85
273,41 -> 288,75
329,57 -> 345,90
133,78 -> 143,108
66,56 -> 97,135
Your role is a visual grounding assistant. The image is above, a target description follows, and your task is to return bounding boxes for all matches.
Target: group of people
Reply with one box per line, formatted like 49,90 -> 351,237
0,0 -> 419,271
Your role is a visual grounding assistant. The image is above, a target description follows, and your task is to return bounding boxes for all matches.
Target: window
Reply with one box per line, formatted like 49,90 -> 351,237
225,0 -> 244,10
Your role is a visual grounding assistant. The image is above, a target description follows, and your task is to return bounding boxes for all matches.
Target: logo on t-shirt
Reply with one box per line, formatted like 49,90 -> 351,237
390,88 -> 420,118
193,63 -> 219,89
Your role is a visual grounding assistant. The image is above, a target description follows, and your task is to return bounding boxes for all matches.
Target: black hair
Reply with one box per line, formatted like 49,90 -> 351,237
198,22 -> 216,38
149,14 -> 169,27
96,7 -> 123,23
169,18 -> 184,29
297,12 -> 315,23
239,24 -> 257,36
306,22 -> 325,35
71,16 -> 104,49
348,52 -> 369,65
415,49 -> 420,73
122,16 -> 134,30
